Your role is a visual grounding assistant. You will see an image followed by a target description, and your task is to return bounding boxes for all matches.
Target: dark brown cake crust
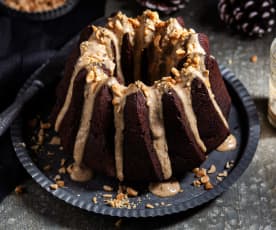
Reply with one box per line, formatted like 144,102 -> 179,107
191,77 -> 230,152
162,89 -> 206,175
83,84 -> 116,178
205,55 -> 231,118
121,33 -> 134,85
58,68 -> 88,155
198,33 -> 210,55
50,26 -> 93,122
123,91 -> 164,182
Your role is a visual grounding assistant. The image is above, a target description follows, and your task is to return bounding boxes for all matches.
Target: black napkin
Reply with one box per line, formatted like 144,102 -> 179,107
0,1 -> 105,201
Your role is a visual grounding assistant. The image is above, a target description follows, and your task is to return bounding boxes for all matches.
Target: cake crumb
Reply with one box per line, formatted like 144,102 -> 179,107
103,185 -> 113,192
50,184 -> 58,190
4,0 -> 66,13
105,193 -> 131,208
126,187 -> 138,197
56,180 -> 65,188
146,203 -> 154,209
15,185 -> 26,194
250,55 -> 258,63
92,196 -> 97,204
207,164 -> 216,174
114,219 -> 122,228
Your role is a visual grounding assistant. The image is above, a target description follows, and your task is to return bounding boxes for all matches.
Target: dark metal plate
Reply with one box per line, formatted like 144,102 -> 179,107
9,20 -> 260,216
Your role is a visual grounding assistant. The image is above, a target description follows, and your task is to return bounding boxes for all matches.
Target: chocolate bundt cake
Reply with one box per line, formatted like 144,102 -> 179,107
51,10 -> 232,183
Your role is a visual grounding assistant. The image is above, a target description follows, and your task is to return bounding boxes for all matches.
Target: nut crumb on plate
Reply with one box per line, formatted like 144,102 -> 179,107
103,185 -> 113,192
4,0 -> 67,12
15,185 -> 26,194
146,203 -> 154,209
250,55 -> 258,63
207,164 -> 216,174
50,184 -> 58,190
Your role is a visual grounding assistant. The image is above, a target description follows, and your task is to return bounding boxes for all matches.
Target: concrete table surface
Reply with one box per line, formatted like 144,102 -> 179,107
1,0 -> 276,229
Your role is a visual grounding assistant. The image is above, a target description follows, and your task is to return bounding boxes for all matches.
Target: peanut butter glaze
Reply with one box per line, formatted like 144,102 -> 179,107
69,163 -> 93,182
149,181 -> 181,197
217,134 -> 237,152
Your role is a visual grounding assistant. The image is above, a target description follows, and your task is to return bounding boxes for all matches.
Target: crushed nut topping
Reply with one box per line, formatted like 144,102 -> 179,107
204,181 -> 214,190
207,164 -> 216,174
146,203 -> 154,209
102,194 -> 113,198
4,0 -> 66,13
92,197 -> 97,204
126,187 -> 138,197
103,185 -> 113,192
50,184 -> 58,190
218,170 -> 228,177
193,180 -> 201,187
200,175 -> 210,184
15,185 -> 26,194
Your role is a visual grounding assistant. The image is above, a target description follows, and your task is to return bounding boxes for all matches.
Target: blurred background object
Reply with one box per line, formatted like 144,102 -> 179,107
218,0 -> 275,37
136,0 -> 189,15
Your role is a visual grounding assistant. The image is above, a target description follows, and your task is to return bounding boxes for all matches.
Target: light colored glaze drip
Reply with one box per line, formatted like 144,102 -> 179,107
217,134 -> 237,152
70,164 -> 93,182
112,83 -> 136,181
71,79 -> 107,182
55,29 -> 116,132
143,83 -> 172,179
148,181 -> 181,197
172,84 -> 207,152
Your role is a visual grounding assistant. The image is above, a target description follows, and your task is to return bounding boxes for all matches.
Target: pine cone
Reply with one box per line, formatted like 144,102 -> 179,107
136,0 -> 189,15
218,0 -> 275,37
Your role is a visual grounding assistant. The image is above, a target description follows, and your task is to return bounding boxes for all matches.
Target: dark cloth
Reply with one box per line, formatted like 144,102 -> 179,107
0,1 -> 105,201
